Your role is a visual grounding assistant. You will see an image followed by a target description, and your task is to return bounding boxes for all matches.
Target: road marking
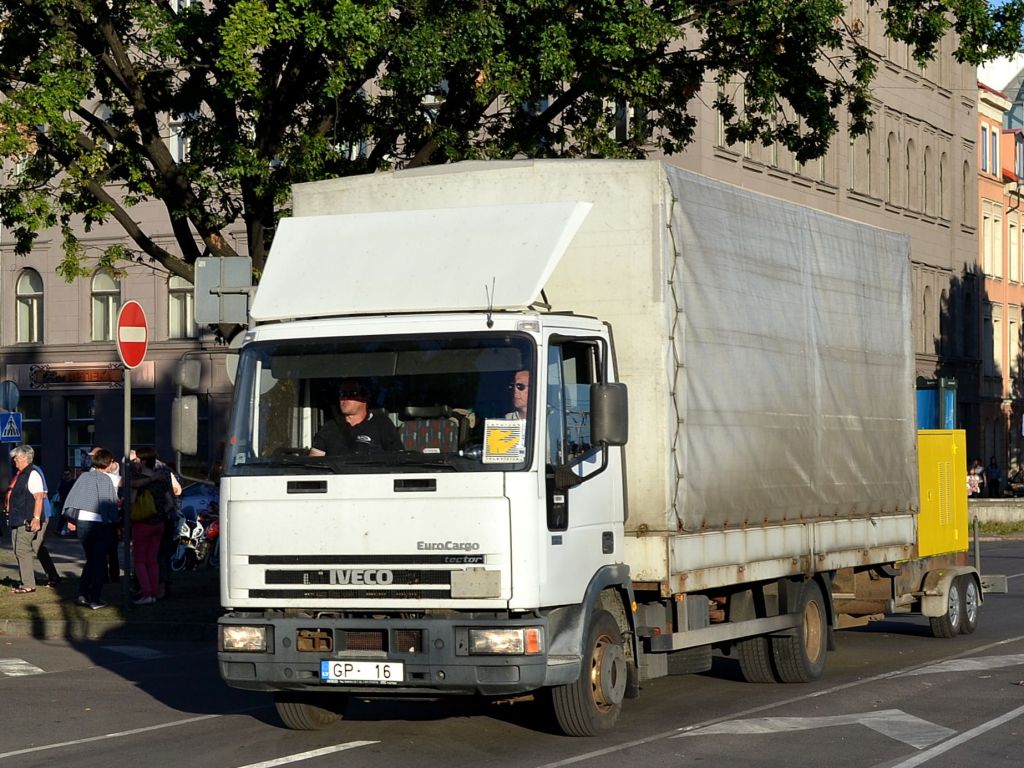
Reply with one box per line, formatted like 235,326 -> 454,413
901,653 -> 1024,676
0,714 -> 220,760
0,659 -> 44,677
100,645 -> 164,660
234,742 -> 379,768
1008,572 -> 1024,581
883,702 -> 1024,768
675,709 -> 954,749
533,632 -> 1024,768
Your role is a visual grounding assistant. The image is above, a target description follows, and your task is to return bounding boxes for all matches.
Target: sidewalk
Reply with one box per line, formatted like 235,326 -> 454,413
0,527 -> 220,641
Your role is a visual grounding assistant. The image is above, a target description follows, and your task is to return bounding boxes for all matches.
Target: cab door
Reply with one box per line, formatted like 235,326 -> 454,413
541,334 -> 625,605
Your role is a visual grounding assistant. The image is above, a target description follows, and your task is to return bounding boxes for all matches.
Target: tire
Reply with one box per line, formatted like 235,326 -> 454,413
666,645 -> 713,675
274,692 -> 346,730
208,540 -> 220,568
771,580 -> 828,683
736,636 -> 777,683
551,610 -> 628,736
958,575 -> 980,635
929,576 -> 963,638
170,544 -> 189,572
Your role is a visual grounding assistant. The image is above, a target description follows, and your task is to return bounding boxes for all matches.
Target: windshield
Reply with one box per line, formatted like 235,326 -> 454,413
224,332 -> 535,475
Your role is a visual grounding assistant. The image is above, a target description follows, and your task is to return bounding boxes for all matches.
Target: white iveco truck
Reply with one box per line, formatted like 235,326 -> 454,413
195,160 -> 981,736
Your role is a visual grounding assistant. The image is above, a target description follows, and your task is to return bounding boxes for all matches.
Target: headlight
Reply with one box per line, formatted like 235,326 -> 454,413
220,625 -> 268,652
468,627 -> 543,655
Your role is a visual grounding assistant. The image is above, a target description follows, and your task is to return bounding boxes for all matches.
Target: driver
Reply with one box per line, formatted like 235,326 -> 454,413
309,379 -> 403,456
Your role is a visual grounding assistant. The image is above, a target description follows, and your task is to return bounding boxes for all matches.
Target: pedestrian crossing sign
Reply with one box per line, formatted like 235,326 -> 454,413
0,412 -> 22,443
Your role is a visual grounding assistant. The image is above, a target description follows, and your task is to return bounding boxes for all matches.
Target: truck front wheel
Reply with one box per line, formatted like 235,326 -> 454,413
551,610 -> 627,736
771,580 -> 827,683
274,692 -> 347,730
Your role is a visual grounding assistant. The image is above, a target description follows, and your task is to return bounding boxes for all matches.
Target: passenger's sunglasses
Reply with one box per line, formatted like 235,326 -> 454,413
339,389 -> 368,399
510,383 -> 528,391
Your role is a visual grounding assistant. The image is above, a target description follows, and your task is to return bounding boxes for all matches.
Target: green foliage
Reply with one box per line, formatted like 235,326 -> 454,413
0,0 -> 1019,281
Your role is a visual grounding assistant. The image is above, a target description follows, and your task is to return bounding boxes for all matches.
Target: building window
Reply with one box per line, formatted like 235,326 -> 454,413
939,152 -> 949,220
982,126 -> 989,172
169,120 -> 189,163
906,138 -> 916,209
886,132 -> 897,203
1011,222 -> 1020,283
131,394 -> 156,448
91,271 -> 120,341
992,128 -> 1000,176
169,275 -> 197,339
1011,308 -> 1021,381
15,269 -> 43,343
66,397 -> 96,469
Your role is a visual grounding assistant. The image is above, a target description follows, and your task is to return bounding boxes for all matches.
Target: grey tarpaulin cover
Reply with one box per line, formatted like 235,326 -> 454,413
666,165 -> 917,530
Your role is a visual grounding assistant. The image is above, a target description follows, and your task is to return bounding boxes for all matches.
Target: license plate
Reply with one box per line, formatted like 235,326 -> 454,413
320,660 -> 403,684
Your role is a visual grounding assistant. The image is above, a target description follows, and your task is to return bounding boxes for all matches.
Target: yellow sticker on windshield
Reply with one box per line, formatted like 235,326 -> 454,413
482,420 -> 527,463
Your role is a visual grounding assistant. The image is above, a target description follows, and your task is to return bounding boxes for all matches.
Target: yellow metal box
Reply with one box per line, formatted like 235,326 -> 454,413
916,429 -> 968,557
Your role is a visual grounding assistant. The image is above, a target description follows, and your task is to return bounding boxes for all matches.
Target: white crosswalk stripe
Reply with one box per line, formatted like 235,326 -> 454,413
0,658 -> 45,676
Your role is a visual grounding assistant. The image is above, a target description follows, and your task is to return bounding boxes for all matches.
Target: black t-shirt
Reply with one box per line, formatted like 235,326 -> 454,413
312,412 -> 404,455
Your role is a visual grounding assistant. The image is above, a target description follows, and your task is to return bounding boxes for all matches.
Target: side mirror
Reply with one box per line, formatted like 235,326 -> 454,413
591,382 -> 628,447
172,395 -> 198,455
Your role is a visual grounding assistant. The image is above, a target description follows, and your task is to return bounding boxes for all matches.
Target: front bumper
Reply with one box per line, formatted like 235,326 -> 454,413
218,612 -> 560,697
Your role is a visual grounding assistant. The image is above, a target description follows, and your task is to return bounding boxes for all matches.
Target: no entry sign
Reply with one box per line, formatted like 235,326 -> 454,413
116,300 -> 149,369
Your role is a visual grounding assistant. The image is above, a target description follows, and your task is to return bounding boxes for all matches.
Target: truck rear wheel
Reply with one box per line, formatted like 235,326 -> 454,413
274,692 -> 347,730
736,637 -> 778,683
551,610 -> 627,736
959,575 -> 980,635
929,576 -> 963,638
771,580 -> 827,683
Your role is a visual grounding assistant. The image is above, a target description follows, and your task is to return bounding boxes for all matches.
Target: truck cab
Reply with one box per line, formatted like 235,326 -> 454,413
214,203 -> 634,735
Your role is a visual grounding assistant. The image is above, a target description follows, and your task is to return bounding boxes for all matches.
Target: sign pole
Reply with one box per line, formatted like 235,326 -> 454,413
123,367 -> 133,608
115,300 -> 149,609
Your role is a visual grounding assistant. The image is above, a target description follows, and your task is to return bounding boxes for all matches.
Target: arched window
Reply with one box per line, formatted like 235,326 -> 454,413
91,271 -> 120,342
922,284 -> 932,354
906,139 -> 916,209
168,275 -> 197,339
923,146 -> 933,216
15,269 -> 43,344
886,132 -> 898,203
939,152 -> 949,220
963,160 -> 971,225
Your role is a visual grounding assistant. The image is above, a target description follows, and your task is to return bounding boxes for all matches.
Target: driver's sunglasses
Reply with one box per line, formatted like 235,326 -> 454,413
510,382 -> 528,391
339,389 -> 367,399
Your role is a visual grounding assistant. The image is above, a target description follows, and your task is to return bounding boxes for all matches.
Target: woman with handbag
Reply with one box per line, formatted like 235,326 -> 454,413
62,447 -> 120,610
4,445 -> 61,593
129,447 -> 173,605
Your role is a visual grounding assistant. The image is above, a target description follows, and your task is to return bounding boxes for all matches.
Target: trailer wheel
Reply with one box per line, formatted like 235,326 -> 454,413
929,576 -> 963,638
958,575 -> 980,635
551,610 -> 627,736
273,692 -> 346,730
771,580 -> 827,683
736,636 -> 777,683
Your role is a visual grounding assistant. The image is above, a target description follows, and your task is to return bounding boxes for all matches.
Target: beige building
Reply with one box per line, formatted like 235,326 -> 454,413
0,201 -> 237,484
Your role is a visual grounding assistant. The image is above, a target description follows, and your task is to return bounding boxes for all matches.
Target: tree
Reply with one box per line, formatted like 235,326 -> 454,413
0,0 -> 1020,283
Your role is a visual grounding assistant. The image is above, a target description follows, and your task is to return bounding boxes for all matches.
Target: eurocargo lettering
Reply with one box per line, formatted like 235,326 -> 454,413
180,160 -> 985,736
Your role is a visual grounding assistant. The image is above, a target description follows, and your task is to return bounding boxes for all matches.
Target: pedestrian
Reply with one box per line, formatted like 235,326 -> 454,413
62,447 -> 120,610
987,456 -> 1002,498
130,447 -> 176,604
56,468 -> 76,536
3,445 -> 61,592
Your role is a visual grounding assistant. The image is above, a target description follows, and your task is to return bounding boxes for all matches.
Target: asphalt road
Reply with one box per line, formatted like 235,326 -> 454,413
0,540 -> 1022,768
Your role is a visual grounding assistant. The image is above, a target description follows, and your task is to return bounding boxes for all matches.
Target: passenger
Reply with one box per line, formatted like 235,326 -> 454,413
309,379 -> 403,456
505,370 -> 530,421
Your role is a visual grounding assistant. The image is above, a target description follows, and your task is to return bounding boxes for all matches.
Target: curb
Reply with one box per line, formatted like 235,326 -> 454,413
0,617 -> 218,642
